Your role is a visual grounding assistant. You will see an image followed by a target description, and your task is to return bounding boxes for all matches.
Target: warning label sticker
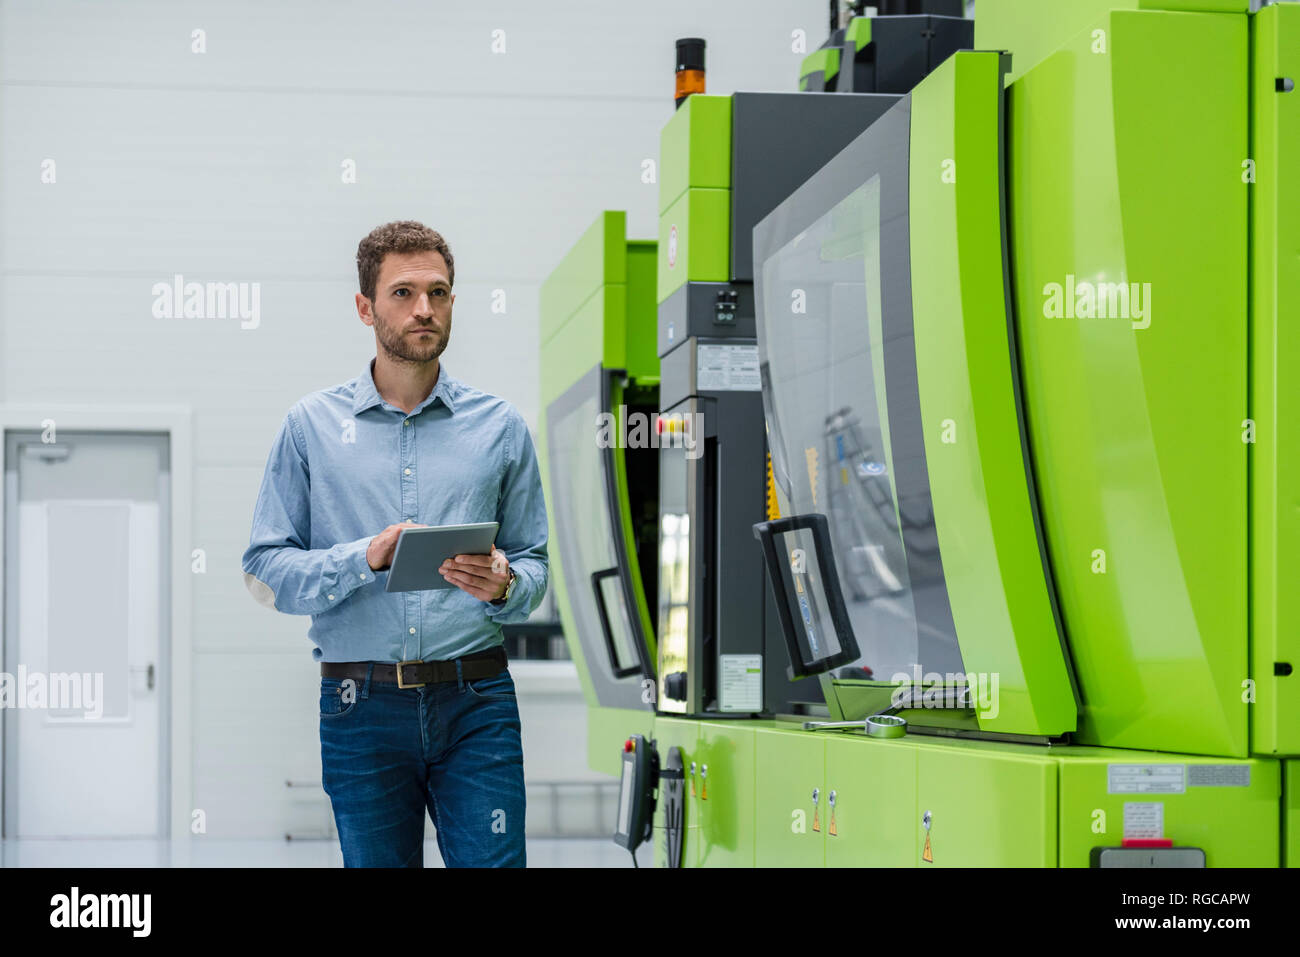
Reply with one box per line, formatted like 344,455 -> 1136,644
1108,764 -> 1185,794
1188,765 -> 1250,788
1123,802 -> 1164,840
697,344 -> 761,392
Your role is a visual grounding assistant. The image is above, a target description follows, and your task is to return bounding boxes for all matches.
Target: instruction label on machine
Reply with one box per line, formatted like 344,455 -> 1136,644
697,344 -> 761,391
719,654 -> 762,712
1123,802 -> 1164,840
1108,764 -> 1186,794
1188,765 -> 1250,787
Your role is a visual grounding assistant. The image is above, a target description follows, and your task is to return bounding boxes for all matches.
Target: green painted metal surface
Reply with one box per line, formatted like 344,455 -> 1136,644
825,734 -> 916,866
588,706 -> 655,777
1007,9 -> 1249,756
846,15 -> 871,53
799,47 -> 840,87
910,51 -> 1077,737
657,187 -> 729,303
915,740 -> 1057,866
1054,747 -> 1280,866
658,94 -> 731,215
748,725 -> 1279,867
590,717 -> 1284,866
541,214 -> 633,407
539,211 -> 626,352
696,722 -> 756,866
754,726 -> 827,866
625,241 -> 659,381
977,0 -> 1248,83
1249,1 -> 1300,757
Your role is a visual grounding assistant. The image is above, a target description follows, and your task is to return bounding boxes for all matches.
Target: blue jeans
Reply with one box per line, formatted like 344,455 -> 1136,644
319,661 -> 526,867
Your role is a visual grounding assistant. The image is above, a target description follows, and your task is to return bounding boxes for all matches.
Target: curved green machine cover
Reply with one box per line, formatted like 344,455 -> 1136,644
754,51 -> 1077,738
910,51 -> 1079,736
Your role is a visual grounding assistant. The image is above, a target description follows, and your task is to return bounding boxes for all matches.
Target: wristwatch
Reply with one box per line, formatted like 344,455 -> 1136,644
490,569 -> 516,606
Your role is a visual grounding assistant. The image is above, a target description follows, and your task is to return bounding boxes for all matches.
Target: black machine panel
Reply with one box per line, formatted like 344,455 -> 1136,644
730,92 -> 900,282
839,15 -> 974,95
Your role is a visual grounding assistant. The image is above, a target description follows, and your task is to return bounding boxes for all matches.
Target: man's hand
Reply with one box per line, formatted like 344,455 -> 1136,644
366,521 -> 428,572
440,545 -> 511,602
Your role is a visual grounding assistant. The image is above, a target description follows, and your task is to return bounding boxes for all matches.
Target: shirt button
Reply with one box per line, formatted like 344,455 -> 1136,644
404,420 -> 410,426
328,594 -> 335,601
404,468 -> 411,475
409,627 -> 416,635
359,573 -> 366,581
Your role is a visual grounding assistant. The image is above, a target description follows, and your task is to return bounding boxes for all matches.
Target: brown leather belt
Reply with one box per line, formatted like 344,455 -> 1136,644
321,646 -> 507,689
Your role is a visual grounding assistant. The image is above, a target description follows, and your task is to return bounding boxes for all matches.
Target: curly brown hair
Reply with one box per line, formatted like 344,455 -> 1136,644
356,221 -> 455,302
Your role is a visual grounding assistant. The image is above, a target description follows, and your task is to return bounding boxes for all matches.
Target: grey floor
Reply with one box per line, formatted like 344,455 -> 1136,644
0,837 -> 651,868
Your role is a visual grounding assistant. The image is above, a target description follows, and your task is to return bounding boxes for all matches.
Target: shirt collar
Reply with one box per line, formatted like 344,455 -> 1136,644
352,357 -> 458,416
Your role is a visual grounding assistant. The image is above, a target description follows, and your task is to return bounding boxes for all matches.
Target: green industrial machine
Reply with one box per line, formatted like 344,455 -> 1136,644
540,0 -> 1298,867
538,212 -> 661,772
656,87 -> 909,721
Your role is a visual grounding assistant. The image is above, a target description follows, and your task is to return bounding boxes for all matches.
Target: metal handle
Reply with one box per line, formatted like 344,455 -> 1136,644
129,663 -> 155,693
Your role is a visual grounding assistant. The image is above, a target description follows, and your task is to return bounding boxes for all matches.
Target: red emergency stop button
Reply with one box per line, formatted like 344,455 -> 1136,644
624,738 -> 635,752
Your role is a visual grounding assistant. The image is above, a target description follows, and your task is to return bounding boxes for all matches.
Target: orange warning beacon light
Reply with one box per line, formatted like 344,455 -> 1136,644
675,37 -> 705,109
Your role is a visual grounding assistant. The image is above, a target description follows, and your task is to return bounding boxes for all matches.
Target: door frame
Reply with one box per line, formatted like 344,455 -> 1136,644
0,404 -> 193,842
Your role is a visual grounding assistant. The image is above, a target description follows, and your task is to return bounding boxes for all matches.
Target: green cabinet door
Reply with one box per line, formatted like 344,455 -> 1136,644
755,727 -> 825,867
824,734 -> 917,867
696,722 -> 757,867
915,743 -> 1057,867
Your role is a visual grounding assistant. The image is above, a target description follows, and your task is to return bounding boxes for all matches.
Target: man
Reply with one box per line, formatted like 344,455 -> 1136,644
240,220 -> 548,867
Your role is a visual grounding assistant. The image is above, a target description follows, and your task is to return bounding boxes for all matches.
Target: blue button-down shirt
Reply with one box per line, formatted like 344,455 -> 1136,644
241,358 -> 548,662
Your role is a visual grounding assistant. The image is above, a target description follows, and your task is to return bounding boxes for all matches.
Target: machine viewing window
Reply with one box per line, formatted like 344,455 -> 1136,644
753,98 -> 965,685
546,366 -> 647,707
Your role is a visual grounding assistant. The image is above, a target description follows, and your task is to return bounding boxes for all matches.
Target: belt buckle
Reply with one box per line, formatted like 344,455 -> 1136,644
395,660 -> 426,689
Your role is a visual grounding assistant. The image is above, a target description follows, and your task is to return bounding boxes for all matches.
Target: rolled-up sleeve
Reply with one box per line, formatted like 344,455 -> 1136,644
240,406 -> 382,615
485,409 -> 549,624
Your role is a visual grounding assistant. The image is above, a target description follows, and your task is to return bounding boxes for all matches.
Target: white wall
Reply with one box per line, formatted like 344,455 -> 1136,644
0,0 -> 827,839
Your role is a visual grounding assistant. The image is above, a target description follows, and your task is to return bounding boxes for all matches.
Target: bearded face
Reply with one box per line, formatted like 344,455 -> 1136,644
371,293 -> 450,364
364,250 -> 454,365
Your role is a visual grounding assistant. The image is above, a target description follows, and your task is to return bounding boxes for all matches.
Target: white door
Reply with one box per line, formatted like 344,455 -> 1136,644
3,431 -> 169,837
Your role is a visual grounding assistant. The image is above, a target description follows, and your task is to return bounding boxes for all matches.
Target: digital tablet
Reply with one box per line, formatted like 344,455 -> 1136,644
384,522 -> 500,592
